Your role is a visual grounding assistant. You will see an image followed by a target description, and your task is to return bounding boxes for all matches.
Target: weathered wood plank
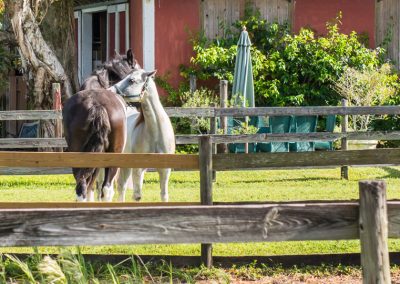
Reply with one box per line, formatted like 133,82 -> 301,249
165,106 -> 400,117
0,110 -> 62,120
0,167 -> 71,175
0,138 -> 67,148
214,106 -> 400,117
0,152 -> 199,169
175,131 -> 400,144
0,203 -> 361,246
199,136 -> 213,267
165,107 -> 215,117
341,99 -> 349,179
1,130 -> 399,149
0,201 -> 399,247
1,106 -> 400,121
0,202 -> 200,209
213,149 -> 400,170
359,181 -> 391,284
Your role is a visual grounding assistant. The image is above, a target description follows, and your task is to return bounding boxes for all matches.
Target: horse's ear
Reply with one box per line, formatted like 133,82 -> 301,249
114,50 -> 121,59
134,59 -> 141,70
145,70 -> 157,78
127,49 -> 134,66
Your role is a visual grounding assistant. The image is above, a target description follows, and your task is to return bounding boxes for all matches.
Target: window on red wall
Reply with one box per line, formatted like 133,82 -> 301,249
107,4 -> 129,59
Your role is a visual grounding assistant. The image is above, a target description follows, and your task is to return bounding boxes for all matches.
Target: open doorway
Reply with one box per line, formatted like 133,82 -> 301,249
75,3 -> 130,83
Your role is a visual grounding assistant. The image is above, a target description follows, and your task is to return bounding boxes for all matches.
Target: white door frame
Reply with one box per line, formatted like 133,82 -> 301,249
143,0 -> 155,71
74,11 -> 82,84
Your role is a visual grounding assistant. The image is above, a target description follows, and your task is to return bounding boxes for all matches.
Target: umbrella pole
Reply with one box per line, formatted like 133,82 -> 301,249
244,116 -> 249,153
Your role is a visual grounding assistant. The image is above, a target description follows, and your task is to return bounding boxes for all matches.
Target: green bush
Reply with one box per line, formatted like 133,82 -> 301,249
182,10 -> 393,107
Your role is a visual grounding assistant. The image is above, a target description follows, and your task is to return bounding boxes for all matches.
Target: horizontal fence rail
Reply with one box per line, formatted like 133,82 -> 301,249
165,106 -> 400,117
2,131 -> 400,149
0,152 -> 199,169
213,106 -> 400,117
1,149 -> 400,171
213,149 -> 400,170
0,110 -> 62,120
0,201 -> 398,247
176,131 -> 400,144
0,138 -> 67,148
2,107 -> 400,149
2,106 -> 400,120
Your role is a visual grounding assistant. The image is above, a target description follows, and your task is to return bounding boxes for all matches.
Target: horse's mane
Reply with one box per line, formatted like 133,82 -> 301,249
95,68 -> 110,88
135,105 -> 145,127
80,68 -> 110,90
81,49 -> 140,90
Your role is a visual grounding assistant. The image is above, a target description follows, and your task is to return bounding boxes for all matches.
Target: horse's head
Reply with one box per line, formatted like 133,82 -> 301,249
111,69 -> 157,104
109,49 -> 141,79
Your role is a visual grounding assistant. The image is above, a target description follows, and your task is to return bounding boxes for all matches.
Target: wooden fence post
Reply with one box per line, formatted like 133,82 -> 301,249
210,103 -> 217,182
219,80 -> 228,154
199,135 -> 213,267
359,180 -> 391,284
190,75 -> 197,94
52,83 -> 63,152
341,99 -> 348,180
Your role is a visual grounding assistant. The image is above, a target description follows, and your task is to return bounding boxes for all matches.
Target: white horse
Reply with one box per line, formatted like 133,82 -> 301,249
116,68 -> 175,202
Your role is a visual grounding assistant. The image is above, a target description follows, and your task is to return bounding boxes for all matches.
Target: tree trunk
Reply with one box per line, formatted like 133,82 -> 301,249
6,0 -> 76,140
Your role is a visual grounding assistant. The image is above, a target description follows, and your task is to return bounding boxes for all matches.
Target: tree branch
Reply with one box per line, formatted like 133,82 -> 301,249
8,0 -> 73,98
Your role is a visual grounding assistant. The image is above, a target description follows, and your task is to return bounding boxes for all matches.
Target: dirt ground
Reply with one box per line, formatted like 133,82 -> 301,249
198,271 -> 400,283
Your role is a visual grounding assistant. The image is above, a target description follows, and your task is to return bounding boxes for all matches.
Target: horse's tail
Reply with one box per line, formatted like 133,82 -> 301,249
75,104 -> 111,198
84,103 -> 111,153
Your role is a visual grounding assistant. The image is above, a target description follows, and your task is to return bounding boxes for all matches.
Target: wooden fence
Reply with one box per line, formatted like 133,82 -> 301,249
1,104 -> 400,176
3,105 -> 400,147
0,143 -> 397,282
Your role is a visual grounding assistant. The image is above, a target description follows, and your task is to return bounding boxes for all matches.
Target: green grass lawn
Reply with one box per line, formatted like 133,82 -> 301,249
0,166 -> 399,257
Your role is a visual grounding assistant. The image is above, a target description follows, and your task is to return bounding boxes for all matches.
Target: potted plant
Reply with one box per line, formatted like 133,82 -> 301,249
332,63 -> 396,149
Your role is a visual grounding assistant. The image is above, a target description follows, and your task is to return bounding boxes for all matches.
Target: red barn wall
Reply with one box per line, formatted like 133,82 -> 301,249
155,0 -> 200,90
130,0 -> 143,65
293,0 -> 375,47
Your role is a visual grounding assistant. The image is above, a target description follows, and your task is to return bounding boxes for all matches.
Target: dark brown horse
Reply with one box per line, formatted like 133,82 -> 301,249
63,70 -> 140,202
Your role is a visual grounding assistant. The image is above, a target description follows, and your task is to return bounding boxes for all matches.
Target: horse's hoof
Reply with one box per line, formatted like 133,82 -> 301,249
134,196 -> 141,202
161,195 -> 169,202
76,195 -> 87,202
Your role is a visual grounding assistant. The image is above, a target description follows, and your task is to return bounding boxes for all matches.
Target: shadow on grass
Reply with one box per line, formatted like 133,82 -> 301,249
381,167 -> 400,179
222,176 -> 343,184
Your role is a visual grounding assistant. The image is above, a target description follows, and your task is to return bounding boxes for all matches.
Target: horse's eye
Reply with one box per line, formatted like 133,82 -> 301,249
129,78 -> 136,84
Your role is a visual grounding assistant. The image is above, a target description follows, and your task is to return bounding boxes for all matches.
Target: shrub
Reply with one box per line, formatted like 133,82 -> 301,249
332,63 -> 397,131
182,10 -> 392,107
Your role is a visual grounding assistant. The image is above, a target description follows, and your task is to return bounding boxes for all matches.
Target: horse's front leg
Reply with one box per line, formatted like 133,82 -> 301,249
100,167 -> 119,202
158,168 -> 171,202
132,168 -> 146,201
117,168 -> 132,202
96,168 -> 105,201
87,168 -> 99,202
74,168 -> 87,202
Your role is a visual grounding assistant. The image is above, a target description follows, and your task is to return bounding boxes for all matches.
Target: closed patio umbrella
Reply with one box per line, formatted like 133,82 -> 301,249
229,27 -> 255,153
232,26 -> 254,107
